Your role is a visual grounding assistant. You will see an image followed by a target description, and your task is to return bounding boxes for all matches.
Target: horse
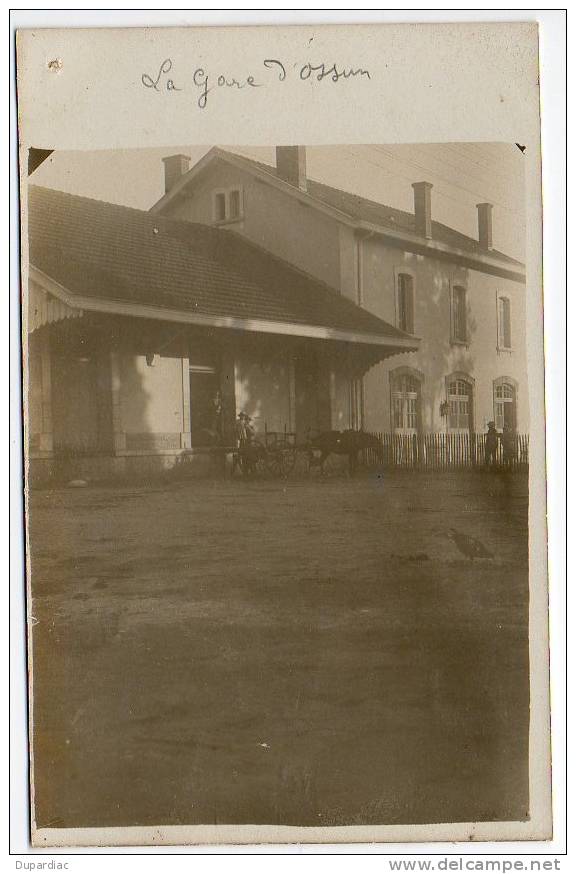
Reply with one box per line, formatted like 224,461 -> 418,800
306,429 -> 384,476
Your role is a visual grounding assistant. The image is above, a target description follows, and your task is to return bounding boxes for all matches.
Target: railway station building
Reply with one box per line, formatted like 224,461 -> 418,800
150,146 -> 528,440
27,185 -> 416,483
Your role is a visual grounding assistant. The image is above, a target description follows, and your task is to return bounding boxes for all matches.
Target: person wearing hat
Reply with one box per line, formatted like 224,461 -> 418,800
235,411 -> 255,447
212,389 -> 223,442
484,420 -> 499,466
233,411 -> 260,475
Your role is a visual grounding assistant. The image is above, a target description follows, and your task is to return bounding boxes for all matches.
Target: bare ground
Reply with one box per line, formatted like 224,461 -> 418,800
28,469 -> 529,828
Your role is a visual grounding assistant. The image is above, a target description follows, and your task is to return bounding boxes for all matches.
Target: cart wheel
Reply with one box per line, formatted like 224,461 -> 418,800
281,449 -> 297,478
254,453 -> 269,478
237,443 -> 267,478
324,453 -> 348,477
266,448 -> 296,479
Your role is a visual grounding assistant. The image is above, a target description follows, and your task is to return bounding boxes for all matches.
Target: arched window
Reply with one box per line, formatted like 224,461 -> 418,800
497,296 -> 512,349
493,378 -> 517,430
397,273 -> 415,334
390,369 -> 422,434
446,375 -> 474,432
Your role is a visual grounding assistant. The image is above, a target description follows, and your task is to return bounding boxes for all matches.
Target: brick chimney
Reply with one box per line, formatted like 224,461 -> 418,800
476,202 -> 493,251
412,181 -> 433,239
162,154 -> 191,194
276,146 -> 307,192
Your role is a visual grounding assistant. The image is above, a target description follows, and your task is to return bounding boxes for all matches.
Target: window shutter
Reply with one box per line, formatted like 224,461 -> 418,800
229,189 -> 241,219
503,298 -> 511,348
398,274 -> 414,333
453,287 -> 466,341
498,297 -> 512,348
406,279 -> 414,333
398,286 -> 406,332
215,192 -> 226,221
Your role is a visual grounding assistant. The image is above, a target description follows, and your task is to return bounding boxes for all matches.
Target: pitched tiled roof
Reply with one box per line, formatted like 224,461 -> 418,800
28,186 -> 414,344
216,150 -> 524,270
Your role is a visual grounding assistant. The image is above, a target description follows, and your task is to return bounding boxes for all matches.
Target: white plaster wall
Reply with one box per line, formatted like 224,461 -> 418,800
331,370 -> 353,430
234,354 -> 292,435
119,355 -> 184,434
162,159 -> 528,436
358,238 -> 529,434
164,161 -> 343,291
51,354 -> 101,451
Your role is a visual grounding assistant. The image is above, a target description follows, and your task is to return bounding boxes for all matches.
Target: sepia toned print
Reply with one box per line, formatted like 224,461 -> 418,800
26,143 -> 533,836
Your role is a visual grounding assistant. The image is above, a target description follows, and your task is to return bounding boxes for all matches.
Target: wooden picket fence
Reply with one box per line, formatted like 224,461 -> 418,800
362,432 -> 529,470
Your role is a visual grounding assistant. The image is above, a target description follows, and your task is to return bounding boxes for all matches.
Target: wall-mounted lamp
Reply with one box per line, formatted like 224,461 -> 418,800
439,401 -> 449,418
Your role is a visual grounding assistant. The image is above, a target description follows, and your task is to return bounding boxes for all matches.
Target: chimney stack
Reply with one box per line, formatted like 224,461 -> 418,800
162,154 -> 191,194
276,146 -> 307,192
476,202 -> 493,251
412,181 -> 433,239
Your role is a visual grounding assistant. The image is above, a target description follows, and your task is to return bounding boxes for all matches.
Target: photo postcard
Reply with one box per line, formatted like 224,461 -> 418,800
16,20 -> 552,847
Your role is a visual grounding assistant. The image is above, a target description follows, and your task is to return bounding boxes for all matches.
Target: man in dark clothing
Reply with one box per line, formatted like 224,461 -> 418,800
235,411 -> 254,447
501,422 -> 517,466
233,412 -> 260,475
212,390 -> 223,442
484,421 -> 499,466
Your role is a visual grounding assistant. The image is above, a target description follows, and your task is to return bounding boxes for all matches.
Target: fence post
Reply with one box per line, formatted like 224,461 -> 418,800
362,432 -> 528,471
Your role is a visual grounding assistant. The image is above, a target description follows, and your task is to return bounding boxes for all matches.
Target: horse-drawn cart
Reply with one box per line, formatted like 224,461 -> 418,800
231,419 -> 383,479
232,423 -> 299,479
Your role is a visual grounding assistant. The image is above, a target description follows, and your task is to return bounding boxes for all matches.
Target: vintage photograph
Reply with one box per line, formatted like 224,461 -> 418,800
25,142 -> 532,833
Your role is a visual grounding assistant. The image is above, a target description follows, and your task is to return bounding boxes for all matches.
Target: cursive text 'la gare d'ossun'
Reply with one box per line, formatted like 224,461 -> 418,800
141,58 -> 371,108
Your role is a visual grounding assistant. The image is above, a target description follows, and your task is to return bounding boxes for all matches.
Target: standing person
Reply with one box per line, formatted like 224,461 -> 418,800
233,412 -> 259,476
501,421 -> 517,467
235,411 -> 254,447
212,390 -> 223,443
484,421 -> 499,466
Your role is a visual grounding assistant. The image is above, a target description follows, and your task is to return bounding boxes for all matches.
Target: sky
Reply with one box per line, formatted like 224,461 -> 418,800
31,143 -> 526,261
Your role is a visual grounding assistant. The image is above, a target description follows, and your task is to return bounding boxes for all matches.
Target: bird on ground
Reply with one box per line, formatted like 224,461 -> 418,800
445,528 -> 494,561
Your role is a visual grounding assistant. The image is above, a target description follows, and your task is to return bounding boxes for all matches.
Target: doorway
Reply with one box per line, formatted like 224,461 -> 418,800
189,365 -> 221,446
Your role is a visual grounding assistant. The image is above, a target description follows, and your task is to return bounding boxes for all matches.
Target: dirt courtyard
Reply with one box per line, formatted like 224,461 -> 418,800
28,469 -> 529,829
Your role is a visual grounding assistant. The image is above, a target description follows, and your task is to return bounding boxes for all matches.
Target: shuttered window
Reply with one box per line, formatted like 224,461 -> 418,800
452,286 -> 467,342
213,188 -> 243,223
229,189 -> 241,219
498,296 -> 512,349
214,192 -> 227,222
397,274 -> 415,334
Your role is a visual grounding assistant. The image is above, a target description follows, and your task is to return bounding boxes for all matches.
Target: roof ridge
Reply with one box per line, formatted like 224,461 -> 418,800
212,149 -> 523,268
29,184 -> 158,219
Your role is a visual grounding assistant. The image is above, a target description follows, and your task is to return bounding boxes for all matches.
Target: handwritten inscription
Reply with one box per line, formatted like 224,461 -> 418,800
141,58 -> 371,109
141,58 -> 181,92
